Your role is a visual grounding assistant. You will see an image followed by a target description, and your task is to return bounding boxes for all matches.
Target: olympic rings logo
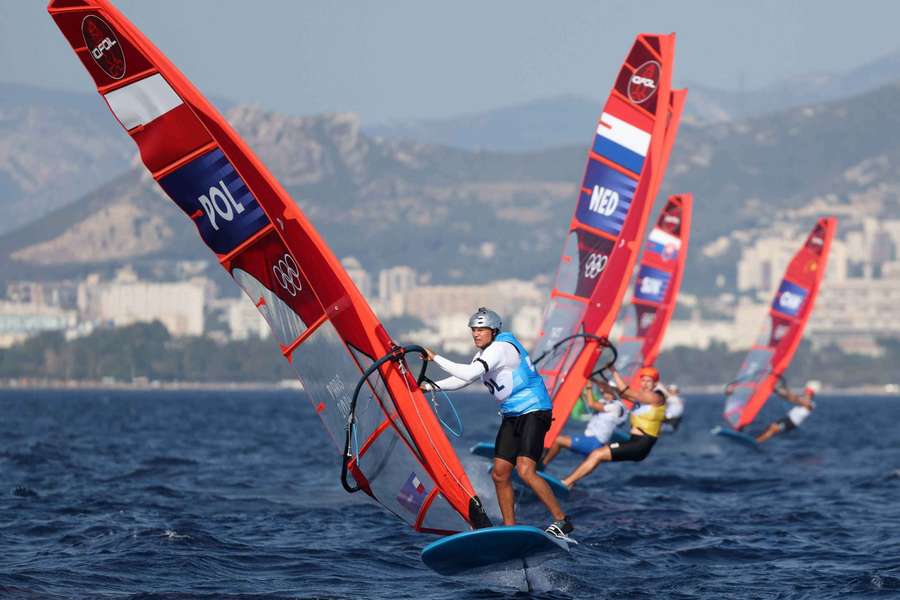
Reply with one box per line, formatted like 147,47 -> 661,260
584,252 -> 608,279
272,253 -> 302,296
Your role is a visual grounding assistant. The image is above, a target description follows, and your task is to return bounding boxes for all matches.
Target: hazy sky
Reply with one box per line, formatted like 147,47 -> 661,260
2,1 -> 899,123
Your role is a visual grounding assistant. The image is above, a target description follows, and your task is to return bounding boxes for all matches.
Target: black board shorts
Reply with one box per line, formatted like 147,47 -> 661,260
776,416 -> 797,432
664,417 -> 682,432
494,410 -> 552,464
609,433 -> 657,462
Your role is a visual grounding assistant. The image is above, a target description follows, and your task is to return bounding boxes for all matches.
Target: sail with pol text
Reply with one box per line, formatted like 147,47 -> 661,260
532,34 -> 682,449
722,217 -> 837,431
48,0 -> 490,534
614,194 -> 693,384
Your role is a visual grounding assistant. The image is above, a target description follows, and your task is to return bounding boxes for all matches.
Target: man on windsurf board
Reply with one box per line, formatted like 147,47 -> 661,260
560,365 -> 666,489
422,307 -> 574,539
755,381 -> 817,443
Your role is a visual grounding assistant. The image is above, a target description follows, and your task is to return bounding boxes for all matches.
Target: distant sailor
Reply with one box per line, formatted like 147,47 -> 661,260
422,307 -> 573,539
560,365 -> 666,489
663,383 -> 685,432
542,382 -> 628,467
755,381 -> 817,443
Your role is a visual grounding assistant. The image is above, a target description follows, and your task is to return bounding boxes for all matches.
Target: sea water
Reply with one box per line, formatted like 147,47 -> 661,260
1,389 -> 897,599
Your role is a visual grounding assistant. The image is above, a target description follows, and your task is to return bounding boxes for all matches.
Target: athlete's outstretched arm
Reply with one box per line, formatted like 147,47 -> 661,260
426,375 -> 471,392
610,366 -> 658,405
431,355 -> 485,382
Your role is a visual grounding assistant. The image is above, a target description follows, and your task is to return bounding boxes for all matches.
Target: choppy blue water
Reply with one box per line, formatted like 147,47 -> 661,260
1,389 -> 898,599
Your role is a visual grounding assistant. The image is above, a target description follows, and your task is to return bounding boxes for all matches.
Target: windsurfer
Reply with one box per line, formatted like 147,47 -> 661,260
422,307 -> 573,539
663,383 -> 685,431
560,365 -> 666,489
755,382 -> 817,443
542,382 -> 628,466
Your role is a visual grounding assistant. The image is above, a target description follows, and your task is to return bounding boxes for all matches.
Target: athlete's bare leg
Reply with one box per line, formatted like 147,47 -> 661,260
491,457 -> 517,525
755,423 -> 782,443
515,456 -> 565,521
561,445 -> 612,489
541,435 -> 572,467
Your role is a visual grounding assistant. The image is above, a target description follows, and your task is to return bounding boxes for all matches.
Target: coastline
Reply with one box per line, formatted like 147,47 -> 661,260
0,379 -> 897,396
0,378 -> 303,392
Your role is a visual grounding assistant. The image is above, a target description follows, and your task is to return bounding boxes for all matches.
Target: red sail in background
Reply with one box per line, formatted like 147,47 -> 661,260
723,217 -> 837,430
533,35 -> 679,449
48,0 -> 487,533
616,194 -> 693,384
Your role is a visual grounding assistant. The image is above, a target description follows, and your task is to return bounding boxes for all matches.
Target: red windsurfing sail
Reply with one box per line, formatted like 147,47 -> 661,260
48,0 -> 489,533
615,194 -> 693,383
533,37 -> 681,448
723,217 -> 837,430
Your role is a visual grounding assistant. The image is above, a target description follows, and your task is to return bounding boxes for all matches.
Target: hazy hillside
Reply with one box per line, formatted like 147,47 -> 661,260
3,80 -> 900,297
0,82 -> 235,236
368,48 -> 900,151
0,82 -> 133,235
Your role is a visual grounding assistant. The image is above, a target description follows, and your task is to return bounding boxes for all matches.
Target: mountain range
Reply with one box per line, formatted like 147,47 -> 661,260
368,48 -> 900,151
2,72 -> 900,299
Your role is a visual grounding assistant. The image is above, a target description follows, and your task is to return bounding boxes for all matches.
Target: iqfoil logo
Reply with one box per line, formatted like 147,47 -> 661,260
628,61 -> 660,104
81,15 -> 125,79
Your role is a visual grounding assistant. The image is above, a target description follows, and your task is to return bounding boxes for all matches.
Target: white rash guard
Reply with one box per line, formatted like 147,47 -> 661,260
665,394 -> 685,419
787,404 -> 813,426
585,400 -> 628,443
429,341 -> 520,401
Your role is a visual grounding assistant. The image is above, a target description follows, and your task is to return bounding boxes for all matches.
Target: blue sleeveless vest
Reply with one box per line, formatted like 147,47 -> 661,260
493,332 -> 552,416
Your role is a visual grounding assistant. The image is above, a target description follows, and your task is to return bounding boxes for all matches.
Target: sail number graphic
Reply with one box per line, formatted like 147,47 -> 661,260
273,253 -> 303,296
484,378 -> 505,394
197,179 -> 245,231
589,185 -> 620,216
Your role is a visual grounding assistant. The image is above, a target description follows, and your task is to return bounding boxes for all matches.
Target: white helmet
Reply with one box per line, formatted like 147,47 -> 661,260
468,307 -> 502,331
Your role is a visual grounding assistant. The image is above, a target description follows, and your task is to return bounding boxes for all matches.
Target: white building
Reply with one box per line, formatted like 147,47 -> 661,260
0,301 -> 78,348
341,256 -> 372,300
737,231 -> 849,295
511,305 -> 544,348
661,317 -> 738,350
806,278 -> 900,355
225,297 -> 270,340
377,266 -> 417,317
402,279 -> 545,324
78,270 -> 205,336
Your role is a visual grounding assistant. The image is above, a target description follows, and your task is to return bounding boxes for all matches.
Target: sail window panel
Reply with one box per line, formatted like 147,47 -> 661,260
724,386 -> 755,428
419,492 -> 471,534
735,349 -> 775,385
228,230 -> 324,347
348,347 -> 418,452
549,231 -> 580,298
353,426 -> 447,530
232,269 -> 307,347
534,298 -> 588,397
288,321 -> 372,450
613,339 -> 644,379
534,297 -> 588,369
